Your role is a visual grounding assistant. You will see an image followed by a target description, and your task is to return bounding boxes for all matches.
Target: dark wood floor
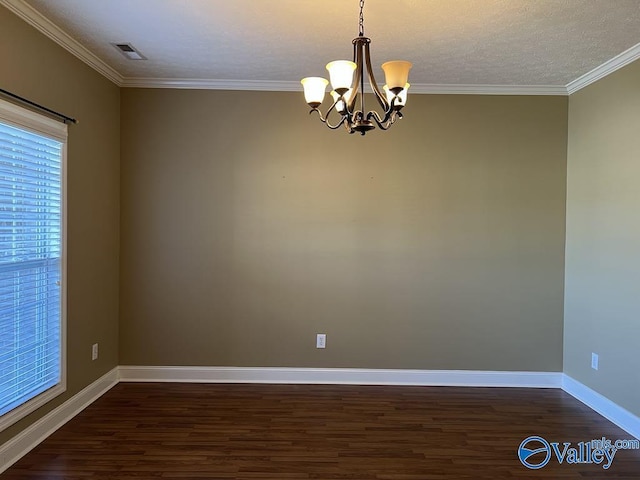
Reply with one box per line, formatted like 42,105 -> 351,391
3,383 -> 639,479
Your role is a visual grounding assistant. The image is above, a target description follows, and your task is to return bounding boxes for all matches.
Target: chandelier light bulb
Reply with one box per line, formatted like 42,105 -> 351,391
384,83 -> 410,107
331,89 -> 353,114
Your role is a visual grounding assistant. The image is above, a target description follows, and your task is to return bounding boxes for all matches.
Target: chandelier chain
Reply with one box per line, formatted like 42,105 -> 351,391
359,0 -> 365,36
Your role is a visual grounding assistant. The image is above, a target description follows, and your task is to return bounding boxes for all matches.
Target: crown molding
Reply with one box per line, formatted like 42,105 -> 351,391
0,0 -> 123,85
566,42 -> 640,95
4,0 -> 638,96
121,77 -> 569,95
409,84 -> 568,96
119,77 -> 300,91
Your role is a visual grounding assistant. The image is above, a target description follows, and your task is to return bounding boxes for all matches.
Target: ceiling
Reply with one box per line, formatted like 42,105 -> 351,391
4,0 -> 640,94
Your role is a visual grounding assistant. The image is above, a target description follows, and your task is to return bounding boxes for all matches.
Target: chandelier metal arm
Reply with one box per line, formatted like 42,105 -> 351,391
363,41 -> 390,112
309,107 -> 348,130
346,39 -> 363,113
366,109 -> 400,131
347,37 -> 390,115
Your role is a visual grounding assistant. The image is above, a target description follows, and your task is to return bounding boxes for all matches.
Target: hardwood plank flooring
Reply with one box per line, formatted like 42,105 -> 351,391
2,383 -> 639,479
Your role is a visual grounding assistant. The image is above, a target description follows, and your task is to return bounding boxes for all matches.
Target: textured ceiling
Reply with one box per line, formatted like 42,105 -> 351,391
14,0 -> 640,88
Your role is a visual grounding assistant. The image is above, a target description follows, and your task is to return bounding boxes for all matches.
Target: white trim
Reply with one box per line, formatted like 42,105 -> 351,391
3,0 -> 639,94
0,384 -> 67,435
0,97 -> 67,141
3,367 -> 639,474
120,77 -> 568,95
0,367 -> 118,475
407,84 -> 568,96
0,0 -> 123,85
566,42 -> 640,94
562,375 -> 640,440
118,365 -> 562,387
120,78 -> 298,91
0,99 -> 68,433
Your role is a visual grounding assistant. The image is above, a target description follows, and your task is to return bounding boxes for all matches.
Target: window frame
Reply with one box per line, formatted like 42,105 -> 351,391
0,98 -> 67,432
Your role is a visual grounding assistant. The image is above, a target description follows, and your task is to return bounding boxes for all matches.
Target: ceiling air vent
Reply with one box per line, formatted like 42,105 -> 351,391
112,43 -> 147,60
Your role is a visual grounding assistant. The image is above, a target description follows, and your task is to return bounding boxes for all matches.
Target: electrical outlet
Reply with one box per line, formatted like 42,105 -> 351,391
591,352 -> 599,370
92,343 -> 99,361
316,333 -> 326,349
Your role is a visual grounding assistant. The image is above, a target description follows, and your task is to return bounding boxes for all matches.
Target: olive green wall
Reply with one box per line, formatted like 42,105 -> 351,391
4,0 -> 640,464
119,89 -> 567,371
0,0 -> 576,455
565,60 -> 640,417
0,7 -> 120,445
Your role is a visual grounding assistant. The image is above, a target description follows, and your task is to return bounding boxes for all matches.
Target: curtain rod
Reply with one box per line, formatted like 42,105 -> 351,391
0,88 -> 77,124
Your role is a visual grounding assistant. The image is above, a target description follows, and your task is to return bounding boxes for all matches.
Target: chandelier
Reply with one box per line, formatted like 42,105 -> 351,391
301,0 -> 412,135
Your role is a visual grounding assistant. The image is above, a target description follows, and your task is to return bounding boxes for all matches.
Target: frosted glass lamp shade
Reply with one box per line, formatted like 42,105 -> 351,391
301,77 -> 329,107
326,60 -> 356,92
384,83 -> 410,106
381,61 -> 412,90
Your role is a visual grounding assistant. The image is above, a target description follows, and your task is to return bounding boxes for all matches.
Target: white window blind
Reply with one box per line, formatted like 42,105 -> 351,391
0,98 -> 66,430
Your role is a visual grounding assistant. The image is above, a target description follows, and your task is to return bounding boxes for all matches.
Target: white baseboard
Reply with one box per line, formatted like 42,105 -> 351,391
118,365 -> 563,388
562,375 -> 640,440
118,366 -> 639,439
0,367 -> 119,475
3,366 -> 637,475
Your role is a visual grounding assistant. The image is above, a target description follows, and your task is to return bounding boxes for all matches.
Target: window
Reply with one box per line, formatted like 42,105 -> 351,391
0,98 -> 66,431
